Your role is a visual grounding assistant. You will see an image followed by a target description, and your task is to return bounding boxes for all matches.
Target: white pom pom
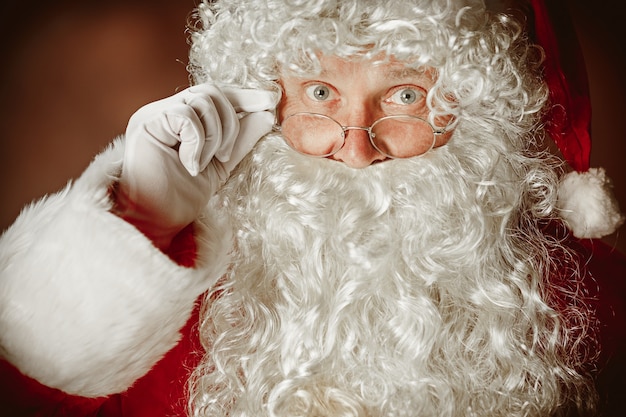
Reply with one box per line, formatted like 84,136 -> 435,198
557,168 -> 625,239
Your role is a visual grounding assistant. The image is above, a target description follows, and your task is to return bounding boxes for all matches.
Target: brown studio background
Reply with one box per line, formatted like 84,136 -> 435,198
1,0 -> 624,254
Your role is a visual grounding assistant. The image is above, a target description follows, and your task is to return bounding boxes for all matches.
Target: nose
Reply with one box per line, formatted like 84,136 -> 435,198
331,125 -> 387,169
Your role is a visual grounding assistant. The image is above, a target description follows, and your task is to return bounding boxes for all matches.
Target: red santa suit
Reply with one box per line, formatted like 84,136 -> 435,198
0,140 -> 625,417
0,141 -> 231,417
1,1 -> 625,414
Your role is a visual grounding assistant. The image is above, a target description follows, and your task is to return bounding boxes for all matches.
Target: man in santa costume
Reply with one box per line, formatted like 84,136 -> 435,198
1,0 -> 624,416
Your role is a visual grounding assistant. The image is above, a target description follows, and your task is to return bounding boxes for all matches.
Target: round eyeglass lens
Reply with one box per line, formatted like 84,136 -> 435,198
371,116 -> 436,159
281,113 -> 344,157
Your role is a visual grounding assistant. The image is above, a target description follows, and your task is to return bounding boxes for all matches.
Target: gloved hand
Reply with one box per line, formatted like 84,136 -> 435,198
113,84 -> 275,250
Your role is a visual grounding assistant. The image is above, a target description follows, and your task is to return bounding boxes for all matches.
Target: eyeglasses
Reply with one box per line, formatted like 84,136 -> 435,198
275,112 -> 448,159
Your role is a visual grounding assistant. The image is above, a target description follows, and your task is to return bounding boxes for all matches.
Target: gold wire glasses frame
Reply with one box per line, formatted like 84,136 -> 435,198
275,112 -> 448,159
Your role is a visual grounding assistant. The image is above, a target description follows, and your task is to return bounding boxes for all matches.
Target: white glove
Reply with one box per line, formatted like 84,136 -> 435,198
114,84 -> 275,250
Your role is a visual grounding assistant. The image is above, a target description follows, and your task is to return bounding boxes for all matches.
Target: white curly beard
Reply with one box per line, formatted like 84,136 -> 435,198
190,134 -> 596,417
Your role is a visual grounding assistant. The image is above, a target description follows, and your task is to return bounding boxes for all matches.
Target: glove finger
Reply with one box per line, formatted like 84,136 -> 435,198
172,103 -> 221,176
220,86 -> 277,113
194,88 -> 240,163
187,84 -> 240,142
220,111 -> 274,175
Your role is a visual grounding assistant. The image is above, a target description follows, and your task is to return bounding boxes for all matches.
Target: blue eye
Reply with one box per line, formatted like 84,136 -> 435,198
390,88 -> 423,105
306,84 -> 331,101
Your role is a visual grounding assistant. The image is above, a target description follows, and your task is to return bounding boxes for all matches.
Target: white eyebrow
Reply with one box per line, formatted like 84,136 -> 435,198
384,67 -> 430,81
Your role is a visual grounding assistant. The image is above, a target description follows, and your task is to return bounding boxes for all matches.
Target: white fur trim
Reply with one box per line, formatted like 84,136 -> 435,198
557,167 -> 625,239
0,138 -> 232,397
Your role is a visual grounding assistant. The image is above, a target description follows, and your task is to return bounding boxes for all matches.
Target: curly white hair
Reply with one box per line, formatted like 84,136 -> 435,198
188,0 -> 546,143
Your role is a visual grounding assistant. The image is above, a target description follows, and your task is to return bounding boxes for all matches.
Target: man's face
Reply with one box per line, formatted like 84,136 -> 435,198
277,55 -> 454,168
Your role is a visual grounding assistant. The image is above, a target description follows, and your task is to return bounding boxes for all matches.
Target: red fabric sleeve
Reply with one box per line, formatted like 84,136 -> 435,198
0,362 -> 107,417
0,304 -> 202,417
0,225 -> 202,417
166,223 -> 199,268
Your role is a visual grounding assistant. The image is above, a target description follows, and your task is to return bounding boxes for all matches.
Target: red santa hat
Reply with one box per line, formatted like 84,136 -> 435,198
530,0 -> 624,239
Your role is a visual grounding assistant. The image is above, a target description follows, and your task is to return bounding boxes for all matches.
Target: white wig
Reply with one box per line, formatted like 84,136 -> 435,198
185,1 -> 600,416
188,0 -> 547,139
